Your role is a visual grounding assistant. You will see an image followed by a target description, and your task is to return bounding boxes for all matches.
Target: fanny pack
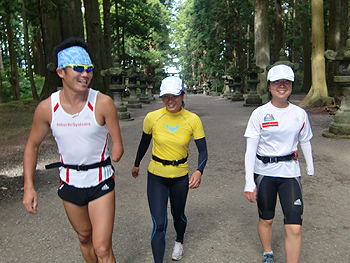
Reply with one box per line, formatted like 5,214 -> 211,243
256,152 -> 298,164
152,155 -> 188,166
45,157 -> 113,171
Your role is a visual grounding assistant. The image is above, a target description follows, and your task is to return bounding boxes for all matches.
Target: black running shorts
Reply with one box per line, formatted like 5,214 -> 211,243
58,176 -> 115,206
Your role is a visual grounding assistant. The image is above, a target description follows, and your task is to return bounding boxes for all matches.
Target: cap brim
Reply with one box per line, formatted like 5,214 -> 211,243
268,76 -> 294,82
159,90 -> 182,97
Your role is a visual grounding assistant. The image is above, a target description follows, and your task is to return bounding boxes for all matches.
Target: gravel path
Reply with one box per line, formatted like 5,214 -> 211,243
0,94 -> 349,262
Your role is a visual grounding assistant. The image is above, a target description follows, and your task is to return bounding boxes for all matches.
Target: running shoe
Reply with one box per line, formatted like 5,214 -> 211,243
262,253 -> 275,263
171,241 -> 184,261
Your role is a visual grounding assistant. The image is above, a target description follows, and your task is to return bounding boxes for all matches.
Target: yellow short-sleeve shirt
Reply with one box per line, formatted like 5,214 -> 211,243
143,107 -> 205,178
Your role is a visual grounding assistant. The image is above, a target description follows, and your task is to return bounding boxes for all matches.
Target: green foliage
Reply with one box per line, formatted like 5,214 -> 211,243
1,69 -> 44,102
111,0 -> 173,71
174,0 -> 255,87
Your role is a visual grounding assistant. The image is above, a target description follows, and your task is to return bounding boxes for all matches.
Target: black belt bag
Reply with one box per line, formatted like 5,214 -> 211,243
45,156 -> 113,171
152,155 -> 188,166
257,152 -> 298,164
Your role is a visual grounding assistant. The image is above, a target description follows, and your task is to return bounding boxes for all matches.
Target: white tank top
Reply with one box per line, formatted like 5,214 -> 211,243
51,88 -> 114,188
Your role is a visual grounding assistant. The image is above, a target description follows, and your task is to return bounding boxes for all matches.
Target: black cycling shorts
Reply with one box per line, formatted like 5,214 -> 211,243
58,176 -> 115,206
254,174 -> 303,225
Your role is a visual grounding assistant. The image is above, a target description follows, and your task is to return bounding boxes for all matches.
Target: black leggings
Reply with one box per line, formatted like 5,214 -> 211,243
147,172 -> 189,263
254,174 -> 303,225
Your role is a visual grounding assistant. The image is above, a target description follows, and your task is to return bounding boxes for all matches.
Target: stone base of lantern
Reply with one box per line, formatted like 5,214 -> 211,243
116,104 -> 134,121
244,94 -> 262,106
139,96 -> 151,104
231,92 -> 244,102
322,110 -> 350,138
127,98 -> 142,108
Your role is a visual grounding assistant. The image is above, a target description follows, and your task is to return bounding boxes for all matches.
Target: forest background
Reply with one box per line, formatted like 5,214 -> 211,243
0,0 -> 348,108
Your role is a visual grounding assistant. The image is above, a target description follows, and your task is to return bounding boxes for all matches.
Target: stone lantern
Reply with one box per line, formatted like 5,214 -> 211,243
206,79 -> 213,95
126,67 -> 142,108
139,73 -> 150,104
222,75 -> 232,98
146,74 -> 155,101
244,58 -> 263,106
202,82 -> 208,95
324,28 -> 350,138
267,49 -> 299,72
101,60 -> 133,120
231,76 -> 244,102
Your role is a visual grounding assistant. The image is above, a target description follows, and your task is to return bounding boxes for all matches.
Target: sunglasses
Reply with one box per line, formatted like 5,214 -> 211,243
63,64 -> 94,73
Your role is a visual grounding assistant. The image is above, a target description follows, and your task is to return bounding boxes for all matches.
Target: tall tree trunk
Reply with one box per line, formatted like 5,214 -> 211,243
254,0 -> 270,93
83,0 -> 110,94
32,30 -> 45,76
23,0 -> 39,101
115,0 -> 121,60
103,0 -> 112,68
0,49 -> 4,102
58,0 -> 73,39
5,12 -> 21,101
300,0 -> 328,107
235,6 -> 243,68
103,0 -> 112,90
39,0 -> 63,100
225,1 -> 234,64
326,0 -> 337,97
273,0 -> 283,63
71,0 -> 85,39
122,0 -> 126,68
301,0 -> 312,93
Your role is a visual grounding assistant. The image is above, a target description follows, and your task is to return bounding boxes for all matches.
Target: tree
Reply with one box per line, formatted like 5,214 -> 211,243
22,0 -> 38,101
300,0 -> 312,93
255,0 -> 270,93
300,0 -> 328,107
272,0 -> 283,63
84,0 -> 109,94
5,11 -> 21,100
38,0 -> 63,99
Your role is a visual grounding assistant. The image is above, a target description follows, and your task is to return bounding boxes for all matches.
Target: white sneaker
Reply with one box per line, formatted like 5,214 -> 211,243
171,241 -> 184,261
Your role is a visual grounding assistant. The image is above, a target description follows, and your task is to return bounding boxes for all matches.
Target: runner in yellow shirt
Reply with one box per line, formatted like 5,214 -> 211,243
131,76 -> 208,262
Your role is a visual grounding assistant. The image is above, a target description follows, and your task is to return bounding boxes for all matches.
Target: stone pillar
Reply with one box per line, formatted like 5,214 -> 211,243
231,76 -> 244,101
101,63 -> 133,121
244,59 -> 263,107
324,31 -> 350,138
126,70 -> 142,108
221,75 -> 231,98
147,84 -> 154,101
139,76 -> 150,104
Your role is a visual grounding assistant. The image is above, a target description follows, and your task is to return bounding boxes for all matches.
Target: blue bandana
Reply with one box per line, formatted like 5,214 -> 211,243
57,46 -> 92,68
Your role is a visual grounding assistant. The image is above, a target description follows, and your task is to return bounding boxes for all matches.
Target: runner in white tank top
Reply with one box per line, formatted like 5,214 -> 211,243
51,88 -> 114,188
22,38 -> 123,263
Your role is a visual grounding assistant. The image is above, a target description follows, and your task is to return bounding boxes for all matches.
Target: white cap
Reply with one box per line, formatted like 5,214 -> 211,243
267,64 -> 294,82
159,76 -> 184,97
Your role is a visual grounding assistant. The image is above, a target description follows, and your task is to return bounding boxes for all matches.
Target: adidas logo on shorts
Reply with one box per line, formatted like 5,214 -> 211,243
294,199 -> 302,205
101,184 -> 109,191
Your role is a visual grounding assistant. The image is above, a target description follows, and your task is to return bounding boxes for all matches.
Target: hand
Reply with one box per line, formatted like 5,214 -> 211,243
131,166 -> 140,178
189,170 -> 202,189
244,187 -> 257,203
23,187 -> 38,214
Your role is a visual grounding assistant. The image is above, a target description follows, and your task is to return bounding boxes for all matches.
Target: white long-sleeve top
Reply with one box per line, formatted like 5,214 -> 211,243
244,102 -> 314,192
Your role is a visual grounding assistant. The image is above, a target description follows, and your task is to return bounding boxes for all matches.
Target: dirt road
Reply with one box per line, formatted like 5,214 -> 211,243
0,94 -> 349,262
